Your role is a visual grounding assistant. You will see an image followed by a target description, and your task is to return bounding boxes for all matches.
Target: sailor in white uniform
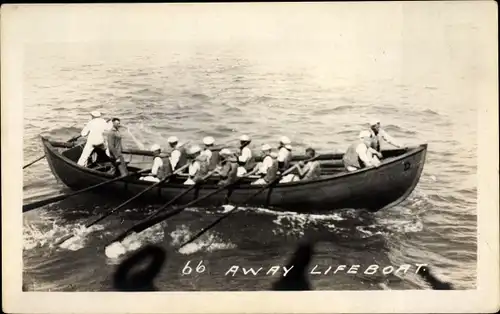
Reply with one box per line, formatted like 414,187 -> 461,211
77,111 -> 112,167
237,134 -> 254,177
140,144 -> 164,182
184,145 -> 209,185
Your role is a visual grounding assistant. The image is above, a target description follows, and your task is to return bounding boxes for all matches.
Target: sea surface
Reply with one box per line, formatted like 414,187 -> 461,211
22,21 -> 481,291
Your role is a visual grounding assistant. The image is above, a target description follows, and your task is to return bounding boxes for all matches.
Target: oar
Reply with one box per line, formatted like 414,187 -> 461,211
108,168 -> 259,245
178,156 -> 319,249
23,135 -> 80,169
23,155 -> 46,169
55,164 -> 189,246
23,168 -> 151,212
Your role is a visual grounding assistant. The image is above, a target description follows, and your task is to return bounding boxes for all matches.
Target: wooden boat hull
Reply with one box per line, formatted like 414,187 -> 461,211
41,137 -> 427,213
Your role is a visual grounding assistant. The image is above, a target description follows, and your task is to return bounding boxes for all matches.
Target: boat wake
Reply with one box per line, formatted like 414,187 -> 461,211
233,204 -> 424,240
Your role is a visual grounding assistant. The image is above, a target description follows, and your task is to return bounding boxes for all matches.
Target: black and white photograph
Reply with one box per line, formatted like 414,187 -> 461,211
2,2 -> 499,313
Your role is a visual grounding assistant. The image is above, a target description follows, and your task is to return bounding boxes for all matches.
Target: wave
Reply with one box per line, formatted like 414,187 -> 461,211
23,218 -> 105,252
190,93 -> 210,100
422,109 -> 440,115
172,224 -> 237,255
104,223 -> 166,262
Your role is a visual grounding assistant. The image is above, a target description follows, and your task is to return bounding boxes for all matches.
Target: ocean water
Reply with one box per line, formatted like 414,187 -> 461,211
22,18 -> 481,291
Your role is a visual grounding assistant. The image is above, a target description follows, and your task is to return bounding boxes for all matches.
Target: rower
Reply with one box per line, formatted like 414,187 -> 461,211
201,136 -> 220,171
140,144 -> 172,182
368,118 -> 403,154
343,130 -> 381,172
216,149 -> 239,186
295,148 -> 321,181
251,144 -> 279,185
277,136 -> 293,172
279,146 -> 320,184
184,145 -> 209,185
107,118 -> 128,177
237,135 -> 256,177
76,111 -> 111,167
167,136 -> 188,171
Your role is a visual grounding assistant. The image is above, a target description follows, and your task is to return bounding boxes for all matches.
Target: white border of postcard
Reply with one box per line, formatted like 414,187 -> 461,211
2,2 -> 499,313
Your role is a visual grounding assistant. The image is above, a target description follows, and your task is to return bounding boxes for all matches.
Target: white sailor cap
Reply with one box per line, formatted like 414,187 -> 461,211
90,111 -> 101,118
219,148 -> 233,156
359,130 -> 372,139
261,144 -> 272,151
167,136 -> 178,144
270,151 -> 278,158
151,144 -> 161,152
239,135 -> 251,142
188,145 -> 202,155
369,118 -> 380,126
203,136 -> 215,145
279,136 -> 291,145
284,144 -> 292,150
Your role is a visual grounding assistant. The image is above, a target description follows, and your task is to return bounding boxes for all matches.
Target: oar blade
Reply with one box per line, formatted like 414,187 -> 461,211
53,234 -> 73,247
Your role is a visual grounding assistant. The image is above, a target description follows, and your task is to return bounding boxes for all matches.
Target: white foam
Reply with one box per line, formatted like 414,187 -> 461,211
170,225 -> 236,255
23,218 -> 104,251
104,223 -> 166,261
356,225 -> 385,238
58,224 -> 105,251
178,233 -> 236,255
105,242 -> 127,259
220,204 -> 235,213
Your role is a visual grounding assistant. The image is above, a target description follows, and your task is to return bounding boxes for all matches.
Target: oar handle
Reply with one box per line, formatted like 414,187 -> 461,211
281,155 -> 319,177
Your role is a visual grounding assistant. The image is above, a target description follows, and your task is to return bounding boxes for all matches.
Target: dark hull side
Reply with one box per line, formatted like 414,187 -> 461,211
41,138 -> 427,213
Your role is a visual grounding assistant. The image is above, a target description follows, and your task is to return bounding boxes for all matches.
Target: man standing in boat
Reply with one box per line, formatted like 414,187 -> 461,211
343,130 -> 381,172
107,118 -> 128,177
184,145 -> 209,185
237,134 -> 255,177
201,136 -> 220,171
251,144 -> 279,185
216,149 -> 239,186
167,136 -> 188,172
277,136 -> 293,172
368,118 -> 403,153
75,110 -> 111,167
